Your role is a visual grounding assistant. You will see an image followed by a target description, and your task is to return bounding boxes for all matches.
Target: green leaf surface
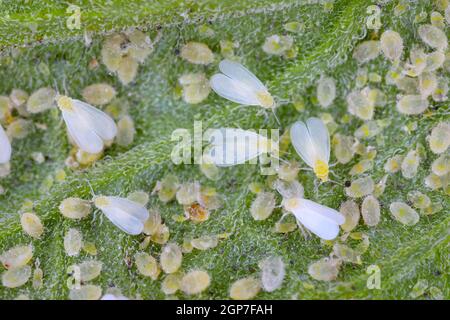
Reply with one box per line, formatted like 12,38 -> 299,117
0,0 -> 449,299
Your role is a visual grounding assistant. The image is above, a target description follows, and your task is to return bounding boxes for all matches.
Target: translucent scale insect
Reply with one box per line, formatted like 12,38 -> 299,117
290,117 -> 330,182
205,128 -> 278,167
93,196 -> 149,235
210,60 -> 275,109
56,95 -> 117,154
282,197 -> 345,240
0,124 -> 11,164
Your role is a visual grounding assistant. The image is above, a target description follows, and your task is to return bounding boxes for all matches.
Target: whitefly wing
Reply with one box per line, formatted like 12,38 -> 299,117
218,59 -> 267,92
290,121 -> 317,168
206,128 -> 263,166
73,99 -> 117,141
306,117 -> 330,163
210,74 -> 260,106
62,109 -> 104,154
106,196 -> 149,222
0,124 -> 11,164
291,202 -> 340,240
101,205 -> 144,235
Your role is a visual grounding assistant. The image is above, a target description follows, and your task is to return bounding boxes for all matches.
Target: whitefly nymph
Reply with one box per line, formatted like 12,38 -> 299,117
93,196 -> 149,235
56,95 -> 117,154
210,59 -> 275,109
0,124 -> 11,164
290,117 -> 330,182
205,128 -> 278,167
282,197 -> 344,240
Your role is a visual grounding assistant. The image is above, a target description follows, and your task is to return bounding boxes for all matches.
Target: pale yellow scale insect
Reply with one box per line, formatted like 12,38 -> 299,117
290,117 -> 331,182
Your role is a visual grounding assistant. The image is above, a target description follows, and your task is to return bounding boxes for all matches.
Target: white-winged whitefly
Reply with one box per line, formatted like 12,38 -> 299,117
56,95 -> 117,154
210,60 -> 275,109
290,117 -> 330,182
205,128 -> 278,167
0,124 -> 11,164
93,196 -> 149,235
282,197 -> 345,240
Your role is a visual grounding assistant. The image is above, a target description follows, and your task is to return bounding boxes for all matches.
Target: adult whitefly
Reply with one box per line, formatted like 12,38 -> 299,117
352,40 -> 381,64
396,95 -> 429,115
59,197 -> 92,219
94,196 -> 148,235
418,24 -> 448,50
316,77 -> 336,108
361,195 -> 380,226
0,124 -> 11,164
282,198 -> 344,240
290,118 -> 330,182
339,200 -> 360,232
56,95 -> 117,154
64,228 -> 83,257
210,60 -> 275,109
390,202 -> 419,226
259,256 -> 285,292
380,30 -> 403,61
229,277 -> 261,300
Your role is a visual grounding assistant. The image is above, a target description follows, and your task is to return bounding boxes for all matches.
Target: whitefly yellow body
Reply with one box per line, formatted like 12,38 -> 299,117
210,60 -> 275,109
56,95 -> 117,154
282,197 -> 344,240
0,124 -> 11,164
93,196 -> 149,235
205,128 -> 278,167
290,117 -> 330,182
